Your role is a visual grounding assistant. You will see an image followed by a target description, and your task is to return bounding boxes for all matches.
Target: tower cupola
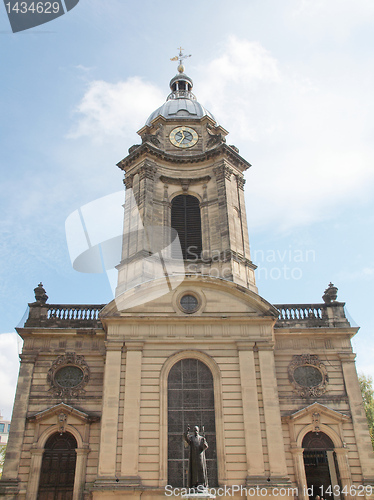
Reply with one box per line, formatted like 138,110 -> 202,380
168,71 -> 195,100
145,50 -> 217,126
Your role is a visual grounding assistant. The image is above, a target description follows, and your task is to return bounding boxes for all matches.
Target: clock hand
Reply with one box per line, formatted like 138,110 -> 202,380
177,131 -> 185,144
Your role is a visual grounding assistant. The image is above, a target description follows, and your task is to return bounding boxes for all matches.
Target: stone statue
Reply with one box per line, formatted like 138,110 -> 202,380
184,425 -> 209,489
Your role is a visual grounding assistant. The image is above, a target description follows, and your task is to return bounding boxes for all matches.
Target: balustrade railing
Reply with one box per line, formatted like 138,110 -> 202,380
167,90 -> 196,101
47,305 -> 102,321
24,303 -> 105,328
23,301 -> 347,329
274,303 -> 329,326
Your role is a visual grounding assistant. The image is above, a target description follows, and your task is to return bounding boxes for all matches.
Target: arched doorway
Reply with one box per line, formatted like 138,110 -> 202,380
303,431 -> 341,499
38,432 -> 77,500
167,358 -> 217,487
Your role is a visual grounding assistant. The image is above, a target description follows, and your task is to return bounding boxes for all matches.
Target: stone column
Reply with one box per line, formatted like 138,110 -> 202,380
290,447 -> 308,500
237,342 -> 265,479
2,353 -> 36,482
120,342 -> 143,483
25,448 -> 44,500
326,451 -> 340,500
213,162 -> 233,252
97,341 -> 123,478
200,184 -> 211,259
339,353 -> 374,483
73,448 -> 90,500
236,176 -> 251,261
334,448 -> 353,500
258,346 -> 289,481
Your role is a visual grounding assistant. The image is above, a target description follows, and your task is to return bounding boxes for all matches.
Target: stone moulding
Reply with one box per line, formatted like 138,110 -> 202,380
117,142 -> 252,171
159,175 -> 211,186
288,354 -> 329,398
47,352 -> 90,398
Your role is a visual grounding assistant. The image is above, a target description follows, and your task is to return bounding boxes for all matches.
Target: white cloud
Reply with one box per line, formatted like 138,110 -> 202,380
195,36 -> 374,231
0,333 -> 22,421
68,77 -> 164,143
68,36 -> 374,232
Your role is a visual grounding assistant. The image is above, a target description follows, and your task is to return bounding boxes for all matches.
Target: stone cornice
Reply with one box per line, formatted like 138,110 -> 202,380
159,175 -> 211,186
117,142 -> 251,172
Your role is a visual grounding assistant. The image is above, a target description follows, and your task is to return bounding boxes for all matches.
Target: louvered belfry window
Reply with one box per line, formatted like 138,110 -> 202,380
171,195 -> 202,259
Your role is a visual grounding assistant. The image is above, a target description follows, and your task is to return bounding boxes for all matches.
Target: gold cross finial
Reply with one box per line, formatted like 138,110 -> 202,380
170,47 -> 192,73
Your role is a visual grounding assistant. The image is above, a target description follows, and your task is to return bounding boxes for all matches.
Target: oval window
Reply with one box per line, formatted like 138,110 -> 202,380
55,366 -> 84,388
293,365 -> 323,388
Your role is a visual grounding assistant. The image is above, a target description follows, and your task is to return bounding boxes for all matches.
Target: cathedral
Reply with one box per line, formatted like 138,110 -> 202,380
1,53 -> 374,500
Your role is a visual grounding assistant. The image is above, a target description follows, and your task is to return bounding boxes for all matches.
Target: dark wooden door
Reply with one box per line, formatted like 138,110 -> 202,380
38,432 -> 77,500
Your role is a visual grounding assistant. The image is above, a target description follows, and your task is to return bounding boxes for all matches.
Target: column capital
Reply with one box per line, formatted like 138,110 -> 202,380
236,175 -> 246,190
139,162 -> 157,181
30,448 -> 44,456
124,341 -> 144,352
333,447 -> 348,455
76,448 -> 90,457
289,446 -> 304,455
105,340 -> 124,352
237,341 -> 256,351
257,343 -> 275,351
19,353 -> 38,363
338,352 -> 356,362
124,174 -> 134,189
213,162 -> 233,181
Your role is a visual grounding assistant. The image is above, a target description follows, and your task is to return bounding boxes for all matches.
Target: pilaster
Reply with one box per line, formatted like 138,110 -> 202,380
25,448 -> 44,500
290,447 -> 308,500
326,450 -> 340,500
2,353 -> 37,483
237,342 -> 265,478
334,448 -> 354,500
236,175 -> 251,263
258,345 -> 289,483
120,342 -> 144,484
73,448 -> 90,500
213,161 -> 232,252
339,353 -> 374,484
97,341 -> 123,478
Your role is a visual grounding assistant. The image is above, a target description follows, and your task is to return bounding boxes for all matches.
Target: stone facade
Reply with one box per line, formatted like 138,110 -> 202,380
1,68 -> 374,500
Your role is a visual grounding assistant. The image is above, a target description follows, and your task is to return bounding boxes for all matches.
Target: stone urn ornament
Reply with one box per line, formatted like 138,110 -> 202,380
322,282 -> 338,304
34,283 -> 48,304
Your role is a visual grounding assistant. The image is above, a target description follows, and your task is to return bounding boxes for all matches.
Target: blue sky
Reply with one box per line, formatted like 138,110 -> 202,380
1,0 -> 374,419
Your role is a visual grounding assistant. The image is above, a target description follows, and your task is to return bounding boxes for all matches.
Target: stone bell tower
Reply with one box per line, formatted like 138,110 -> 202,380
2,52 -> 373,500
115,53 -> 257,298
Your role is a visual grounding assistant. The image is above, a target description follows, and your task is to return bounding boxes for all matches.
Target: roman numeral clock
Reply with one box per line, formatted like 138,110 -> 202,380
169,126 -> 199,148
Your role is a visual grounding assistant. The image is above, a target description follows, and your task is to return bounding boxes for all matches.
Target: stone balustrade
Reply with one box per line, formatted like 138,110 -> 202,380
274,302 -> 350,328
24,303 -> 105,329
22,300 -> 350,330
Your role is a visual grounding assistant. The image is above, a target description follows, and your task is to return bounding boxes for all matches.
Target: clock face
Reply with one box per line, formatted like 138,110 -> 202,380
169,126 -> 198,148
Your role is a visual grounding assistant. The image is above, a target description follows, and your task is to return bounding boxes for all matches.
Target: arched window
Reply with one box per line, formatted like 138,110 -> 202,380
303,431 -> 340,499
171,195 -> 202,260
167,358 -> 217,488
38,432 -> 77,500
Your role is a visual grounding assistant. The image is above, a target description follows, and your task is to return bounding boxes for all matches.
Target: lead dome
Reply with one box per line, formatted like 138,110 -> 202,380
145,71 -> 217,126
